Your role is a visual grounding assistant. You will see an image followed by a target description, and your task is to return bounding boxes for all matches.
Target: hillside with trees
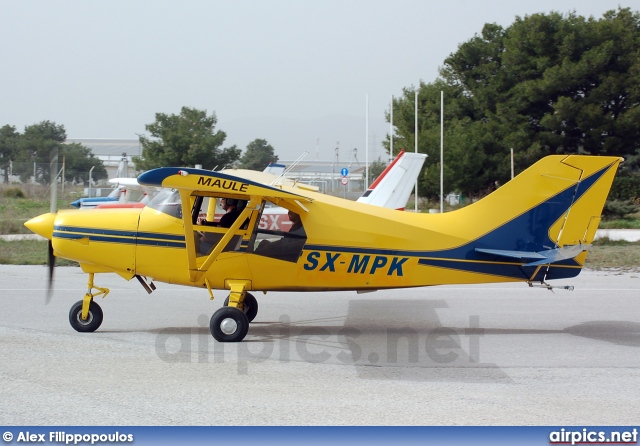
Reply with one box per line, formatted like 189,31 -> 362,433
389,7 -> 640,201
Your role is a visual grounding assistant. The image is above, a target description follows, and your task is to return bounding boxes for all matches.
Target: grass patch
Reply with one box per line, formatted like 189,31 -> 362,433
0,198 -> 66,234
0,184 -> 80,235
599,219 -> 640,229
585,243 -> 640,271
600,208 -> 640,229
592,237 -> 637,246
0,240 -> 78,266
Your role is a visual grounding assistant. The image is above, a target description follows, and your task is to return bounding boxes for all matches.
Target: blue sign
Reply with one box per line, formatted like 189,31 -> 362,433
341,167 -> 349,176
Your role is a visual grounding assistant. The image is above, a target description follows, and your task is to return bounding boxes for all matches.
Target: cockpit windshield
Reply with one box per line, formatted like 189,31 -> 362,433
146,189 -> 182,218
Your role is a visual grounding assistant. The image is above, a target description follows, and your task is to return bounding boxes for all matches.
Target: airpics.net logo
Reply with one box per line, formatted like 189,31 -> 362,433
549,428 -> 638,445
154,314 -> 484,374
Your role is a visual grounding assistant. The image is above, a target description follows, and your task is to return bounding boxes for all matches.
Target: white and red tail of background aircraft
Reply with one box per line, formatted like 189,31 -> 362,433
357,150 -> 426,210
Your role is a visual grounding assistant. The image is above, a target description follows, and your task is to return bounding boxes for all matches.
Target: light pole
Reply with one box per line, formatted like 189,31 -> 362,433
50,149 -> 58,213
134,133 -> 144,175
89,166 -> 95,197
135,133 -> 142,158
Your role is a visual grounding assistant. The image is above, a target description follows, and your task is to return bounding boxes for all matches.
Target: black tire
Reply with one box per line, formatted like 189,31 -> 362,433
69,300 -> 103,333
223,292 -> 258,322
210,306 -> 249,342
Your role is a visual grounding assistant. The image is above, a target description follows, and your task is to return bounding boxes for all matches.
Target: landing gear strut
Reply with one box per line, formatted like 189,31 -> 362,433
210,280 -> 256,342
223,292 -> 258,322
68,273 -> 109,333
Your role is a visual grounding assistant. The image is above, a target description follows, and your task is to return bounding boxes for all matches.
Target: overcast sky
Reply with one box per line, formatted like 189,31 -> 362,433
0,0 -> 633,162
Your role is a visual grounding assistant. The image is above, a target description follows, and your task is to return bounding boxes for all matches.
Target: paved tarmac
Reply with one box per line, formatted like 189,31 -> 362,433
1,265 -> 639,425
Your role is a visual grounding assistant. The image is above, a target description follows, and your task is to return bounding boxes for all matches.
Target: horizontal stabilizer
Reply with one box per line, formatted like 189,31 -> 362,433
474,248 -> 546,261
475,244 -> 591,267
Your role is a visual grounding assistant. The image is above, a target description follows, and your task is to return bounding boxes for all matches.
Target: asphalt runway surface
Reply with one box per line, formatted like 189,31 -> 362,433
1,265 -> 639,425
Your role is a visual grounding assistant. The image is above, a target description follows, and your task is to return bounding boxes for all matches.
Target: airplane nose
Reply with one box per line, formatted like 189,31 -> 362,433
24,212 -> 56,240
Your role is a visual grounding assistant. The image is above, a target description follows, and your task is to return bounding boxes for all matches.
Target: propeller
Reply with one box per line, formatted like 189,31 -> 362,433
46,239 -> 55,304
46,149 -> 59,304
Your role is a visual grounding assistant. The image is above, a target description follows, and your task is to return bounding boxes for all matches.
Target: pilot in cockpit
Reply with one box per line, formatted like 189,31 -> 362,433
198,198 -> 247,254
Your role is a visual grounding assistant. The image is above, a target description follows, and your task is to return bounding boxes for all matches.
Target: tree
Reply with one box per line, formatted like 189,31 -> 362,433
14,121 -> 66,183
368,158 -> 387,184
391,7 -> 640,198
62,143 -> 108,184
237,139 -> 278,171
133,107 -> 241,171
442,8 -> 640,163
0,125 -> 20,183
387,81 -> 489,199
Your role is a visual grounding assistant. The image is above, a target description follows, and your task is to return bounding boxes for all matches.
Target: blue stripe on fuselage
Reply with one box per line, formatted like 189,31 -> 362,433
301,163 -> 612,281
53,225 -> 186,248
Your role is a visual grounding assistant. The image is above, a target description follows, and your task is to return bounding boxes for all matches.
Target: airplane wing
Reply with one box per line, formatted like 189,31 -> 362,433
70,196 -> 121,209
357,150 -> 427,209
108,177 -> 141,187
137,167 -> 313,202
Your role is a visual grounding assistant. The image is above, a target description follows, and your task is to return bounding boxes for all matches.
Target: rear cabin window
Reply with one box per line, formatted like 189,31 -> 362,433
249,204 -> 307,263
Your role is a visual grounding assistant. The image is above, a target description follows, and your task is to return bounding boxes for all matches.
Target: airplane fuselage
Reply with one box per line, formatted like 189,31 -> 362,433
50,152 -> 621,293
26,154 -> 623,342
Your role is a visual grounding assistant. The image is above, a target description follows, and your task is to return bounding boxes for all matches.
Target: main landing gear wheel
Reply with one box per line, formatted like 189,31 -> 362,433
69,300 -> 103,333
223,292 -> 258,322
210,307 -> 249,342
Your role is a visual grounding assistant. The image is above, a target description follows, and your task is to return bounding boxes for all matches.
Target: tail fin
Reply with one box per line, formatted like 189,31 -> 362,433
357,150 -> 427,209
428,155 -> 622,282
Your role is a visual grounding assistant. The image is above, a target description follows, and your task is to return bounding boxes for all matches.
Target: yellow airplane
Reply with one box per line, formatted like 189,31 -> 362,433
25,154 -> 622,342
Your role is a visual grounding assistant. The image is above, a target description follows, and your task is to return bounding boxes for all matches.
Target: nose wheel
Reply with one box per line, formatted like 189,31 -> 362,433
69,300 -> 103,332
